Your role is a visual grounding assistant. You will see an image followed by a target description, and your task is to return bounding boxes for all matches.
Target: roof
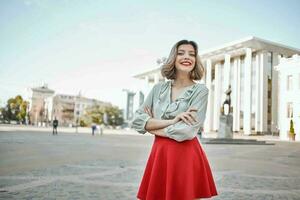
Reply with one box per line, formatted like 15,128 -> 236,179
134,36 -> 300,79
31,85 -> 55,94
199,36 -> 300,61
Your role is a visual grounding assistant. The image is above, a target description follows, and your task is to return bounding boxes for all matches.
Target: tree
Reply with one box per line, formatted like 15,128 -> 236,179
105,106 -> 124,127
0,95 -> 29,123
81,105 -> 124,127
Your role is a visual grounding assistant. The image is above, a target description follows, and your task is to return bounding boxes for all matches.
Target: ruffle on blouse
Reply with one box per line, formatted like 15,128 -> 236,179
158,81 -> 198,120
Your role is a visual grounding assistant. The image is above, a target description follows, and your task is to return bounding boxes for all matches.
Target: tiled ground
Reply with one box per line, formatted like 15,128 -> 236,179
0,130 -> 299,199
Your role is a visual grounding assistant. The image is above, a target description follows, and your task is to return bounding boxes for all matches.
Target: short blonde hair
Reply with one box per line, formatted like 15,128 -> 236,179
161,40 -> 204,80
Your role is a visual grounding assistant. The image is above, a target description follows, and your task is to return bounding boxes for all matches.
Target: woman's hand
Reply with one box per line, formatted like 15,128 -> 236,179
144,106 -> 153,118
172,108 -> 198,126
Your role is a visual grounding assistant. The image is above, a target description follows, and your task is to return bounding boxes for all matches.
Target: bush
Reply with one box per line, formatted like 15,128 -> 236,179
80,119 -> 87,127
289,119 -> 295,135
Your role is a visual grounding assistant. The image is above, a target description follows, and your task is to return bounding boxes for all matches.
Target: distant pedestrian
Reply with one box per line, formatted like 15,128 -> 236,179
53,118 -> 58,135
97,125 -> 103,136
91,123 -> 97,136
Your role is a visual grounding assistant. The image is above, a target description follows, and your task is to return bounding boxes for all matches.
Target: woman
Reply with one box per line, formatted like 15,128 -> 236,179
131,40 -> 218,200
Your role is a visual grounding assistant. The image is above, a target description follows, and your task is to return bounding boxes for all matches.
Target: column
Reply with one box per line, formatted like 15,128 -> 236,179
232,58 -> 240,131
255,53 -> 261,132
259,51 -> 268,133
204,59 -> 213,132
277,57 -> 288,140
224,54 -> 231,95
213,63 -> 221,131
236,58 -> 241,131
271,52 -> 280,133
243,48 -> 252,135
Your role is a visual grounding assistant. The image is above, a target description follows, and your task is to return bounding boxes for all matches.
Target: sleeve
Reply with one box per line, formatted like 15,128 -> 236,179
130,84 -> 157,134
164,86 -> 209,142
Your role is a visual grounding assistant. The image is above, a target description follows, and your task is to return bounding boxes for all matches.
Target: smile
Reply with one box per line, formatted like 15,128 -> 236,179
180,61 -> 192,66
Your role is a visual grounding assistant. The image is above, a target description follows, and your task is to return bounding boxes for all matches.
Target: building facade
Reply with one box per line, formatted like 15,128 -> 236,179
29,86 -> 111,127
52,94 -> 76,127
29,85 -> 55,126
122,89 -> 136,122
52,94 -> 111,127
276,54 -> 300,141
133,36 -> 300,135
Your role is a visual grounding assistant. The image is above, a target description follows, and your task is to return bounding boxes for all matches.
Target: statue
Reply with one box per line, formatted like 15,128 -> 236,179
222,85 -> 232,115
218,85 -> 233,138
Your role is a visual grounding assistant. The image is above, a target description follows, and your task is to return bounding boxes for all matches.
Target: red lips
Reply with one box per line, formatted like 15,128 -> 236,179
180,60 -> 192,66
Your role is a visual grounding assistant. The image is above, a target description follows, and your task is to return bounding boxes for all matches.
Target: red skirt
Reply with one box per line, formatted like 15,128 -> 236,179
137,136 -> 218,200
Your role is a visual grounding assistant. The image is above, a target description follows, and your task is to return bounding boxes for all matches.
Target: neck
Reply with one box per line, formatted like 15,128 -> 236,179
173,73 -> 194,87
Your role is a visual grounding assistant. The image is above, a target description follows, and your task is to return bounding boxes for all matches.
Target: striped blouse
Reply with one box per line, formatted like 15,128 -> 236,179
131,80 -> 209,142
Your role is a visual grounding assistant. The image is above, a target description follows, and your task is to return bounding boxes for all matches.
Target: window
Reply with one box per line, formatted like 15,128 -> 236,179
287,102 -> 293,118
287,75 -> 293,90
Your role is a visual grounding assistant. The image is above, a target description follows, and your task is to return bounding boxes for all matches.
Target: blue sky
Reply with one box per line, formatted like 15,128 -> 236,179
0,0 -> 300,109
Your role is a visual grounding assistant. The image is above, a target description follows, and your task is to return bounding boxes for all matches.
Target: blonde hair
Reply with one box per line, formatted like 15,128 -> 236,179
161,40 -> 205,80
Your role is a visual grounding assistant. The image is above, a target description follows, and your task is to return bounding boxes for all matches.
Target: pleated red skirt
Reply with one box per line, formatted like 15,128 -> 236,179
137,136 -> 218,200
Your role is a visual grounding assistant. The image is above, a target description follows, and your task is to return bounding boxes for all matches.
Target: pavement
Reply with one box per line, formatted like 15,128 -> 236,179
0,125 -> 300,200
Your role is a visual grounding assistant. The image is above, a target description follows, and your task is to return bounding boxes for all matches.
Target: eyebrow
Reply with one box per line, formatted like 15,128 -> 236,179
178,49 -> 195,53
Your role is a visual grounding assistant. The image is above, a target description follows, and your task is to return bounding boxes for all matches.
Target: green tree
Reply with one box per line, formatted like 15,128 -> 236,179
81,105 -> 123,127
0,95 -> 29,123
105,106 -> 124,127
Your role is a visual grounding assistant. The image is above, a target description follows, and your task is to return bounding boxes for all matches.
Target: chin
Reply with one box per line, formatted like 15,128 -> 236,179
178,67 -> 193,73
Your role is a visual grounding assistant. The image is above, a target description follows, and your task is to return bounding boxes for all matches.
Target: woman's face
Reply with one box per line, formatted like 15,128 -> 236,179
175,44 -> 196,74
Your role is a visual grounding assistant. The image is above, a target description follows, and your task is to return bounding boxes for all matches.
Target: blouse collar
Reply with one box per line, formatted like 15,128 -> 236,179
159,80 -> 198,104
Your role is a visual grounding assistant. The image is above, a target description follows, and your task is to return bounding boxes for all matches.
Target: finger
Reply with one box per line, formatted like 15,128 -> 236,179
144,107 -> 150,116
179,116 -> 190,125
187,112 -> 197,123
146,107 -> 153,117
148,108 -> 153,117
144,107 -> 149,114
183,114 -> 195,125
180,115 -> 192,126
186,112 -> 198,124
150,108 -> 154,117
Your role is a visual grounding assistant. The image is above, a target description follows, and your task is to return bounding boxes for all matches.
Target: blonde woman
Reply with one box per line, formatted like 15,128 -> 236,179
132,40 -> 218,200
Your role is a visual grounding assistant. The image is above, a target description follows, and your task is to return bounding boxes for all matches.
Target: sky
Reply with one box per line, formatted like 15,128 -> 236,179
0,0 -> 300,109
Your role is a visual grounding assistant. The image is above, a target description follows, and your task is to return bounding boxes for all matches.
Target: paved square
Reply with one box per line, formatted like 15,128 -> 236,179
0,128 -> 300,199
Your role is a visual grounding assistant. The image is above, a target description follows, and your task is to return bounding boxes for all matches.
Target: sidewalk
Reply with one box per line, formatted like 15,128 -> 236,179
0,124 -> 139,136
202,131 -> 283,142
0,124 -> 284,142
1,127 -> 300,199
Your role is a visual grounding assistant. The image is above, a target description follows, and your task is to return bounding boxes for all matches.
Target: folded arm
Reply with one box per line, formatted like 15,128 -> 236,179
131,84 -> 209,142
163,87 -> 209,142
131,84 -> 172,134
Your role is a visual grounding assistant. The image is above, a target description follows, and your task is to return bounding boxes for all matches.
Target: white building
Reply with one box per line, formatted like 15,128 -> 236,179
133,36 -> 300,136
276,54 -> 300,141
